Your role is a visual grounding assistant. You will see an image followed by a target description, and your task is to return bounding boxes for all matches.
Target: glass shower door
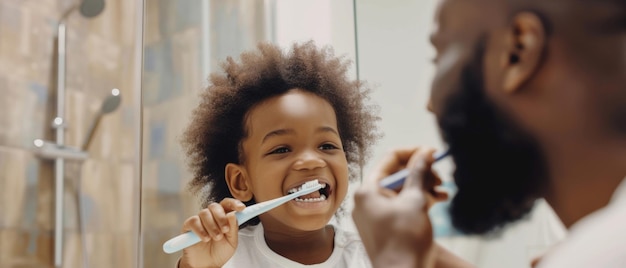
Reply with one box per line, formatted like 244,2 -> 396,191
0,0 -> 144,267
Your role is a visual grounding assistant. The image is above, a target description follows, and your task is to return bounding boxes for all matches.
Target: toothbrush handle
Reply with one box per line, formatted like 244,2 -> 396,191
161,204 -> 266,254
234,193 -> 293,224
162,194 -> 303,254
162,183 -> 322,254
380,150 -> 449,190
162,231 -> 201,254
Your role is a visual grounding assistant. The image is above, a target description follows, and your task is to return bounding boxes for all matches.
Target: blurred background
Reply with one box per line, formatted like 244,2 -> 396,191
0,0 -> 566,267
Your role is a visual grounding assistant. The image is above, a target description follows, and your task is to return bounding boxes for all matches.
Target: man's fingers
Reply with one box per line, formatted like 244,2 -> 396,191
370,147 -> 420,178
402,147 -> 436,190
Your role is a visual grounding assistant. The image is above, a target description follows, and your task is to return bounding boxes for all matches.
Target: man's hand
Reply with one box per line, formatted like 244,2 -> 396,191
352,147 -> 447,268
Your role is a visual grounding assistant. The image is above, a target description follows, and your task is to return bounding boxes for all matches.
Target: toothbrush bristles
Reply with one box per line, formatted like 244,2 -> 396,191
302,179 -> 319,188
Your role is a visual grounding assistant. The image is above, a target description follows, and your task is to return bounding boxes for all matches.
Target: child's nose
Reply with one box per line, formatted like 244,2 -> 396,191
292,151 -> 326,170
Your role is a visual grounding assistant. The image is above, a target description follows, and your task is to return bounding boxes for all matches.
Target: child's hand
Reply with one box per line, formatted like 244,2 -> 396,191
178,198 -> 246,268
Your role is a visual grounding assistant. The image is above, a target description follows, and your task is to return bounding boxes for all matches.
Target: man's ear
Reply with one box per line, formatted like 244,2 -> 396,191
501,12 -> 546,93
225,163 -> 253,202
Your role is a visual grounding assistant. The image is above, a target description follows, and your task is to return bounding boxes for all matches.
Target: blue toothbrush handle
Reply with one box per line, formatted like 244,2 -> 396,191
379,169 -> 411,190
162,182 -> 322,254
162,231 -> 201,254
380,150 -> 449,190
235,202 -> 271,225
162,209 -> 254,254
162,207 -> 262,254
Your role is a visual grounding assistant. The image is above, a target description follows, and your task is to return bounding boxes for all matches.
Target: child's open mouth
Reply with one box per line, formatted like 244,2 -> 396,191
287,182 -> 332,202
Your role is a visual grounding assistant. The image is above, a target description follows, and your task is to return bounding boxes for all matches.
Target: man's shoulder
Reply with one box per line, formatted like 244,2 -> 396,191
538,200 -> 626,267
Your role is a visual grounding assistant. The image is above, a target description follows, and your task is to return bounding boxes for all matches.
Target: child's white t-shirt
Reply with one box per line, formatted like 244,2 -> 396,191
223,223 -> 372,268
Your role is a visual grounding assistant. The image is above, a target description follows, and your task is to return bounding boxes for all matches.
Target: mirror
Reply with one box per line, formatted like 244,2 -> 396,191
353,1 -> 566,268
140,0 -> 358,266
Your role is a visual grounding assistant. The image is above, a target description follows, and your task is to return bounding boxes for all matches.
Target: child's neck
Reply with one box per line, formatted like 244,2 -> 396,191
263,224 -> 335,265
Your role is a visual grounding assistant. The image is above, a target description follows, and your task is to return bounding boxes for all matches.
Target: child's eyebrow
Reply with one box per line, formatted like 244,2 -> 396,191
262,129 -> 295,143
317,126 -> 339,136
261,127 -> 339,143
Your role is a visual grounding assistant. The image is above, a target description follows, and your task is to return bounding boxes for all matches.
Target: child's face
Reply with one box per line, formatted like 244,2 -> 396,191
239,89 -> 349,231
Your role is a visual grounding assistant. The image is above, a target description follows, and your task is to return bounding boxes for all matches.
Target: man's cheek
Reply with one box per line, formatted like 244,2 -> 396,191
431,47 -> 474,115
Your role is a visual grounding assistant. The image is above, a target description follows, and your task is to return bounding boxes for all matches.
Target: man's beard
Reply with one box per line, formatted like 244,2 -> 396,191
438,41 -> 548,235
606,90 -> 626,136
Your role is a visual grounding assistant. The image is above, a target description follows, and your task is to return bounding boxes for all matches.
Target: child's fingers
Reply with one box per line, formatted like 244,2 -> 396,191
206,203 -> 230,239
198,206 -> 225,241
223,211 -> 239,242
220,198 -> 246,213
182,216 -> 211,243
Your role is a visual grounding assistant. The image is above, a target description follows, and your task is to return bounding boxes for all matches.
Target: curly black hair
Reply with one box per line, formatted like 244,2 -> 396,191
181,41 -> 380,227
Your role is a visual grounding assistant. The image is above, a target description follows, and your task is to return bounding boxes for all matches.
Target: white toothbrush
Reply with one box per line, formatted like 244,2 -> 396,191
162,179 -> 323,254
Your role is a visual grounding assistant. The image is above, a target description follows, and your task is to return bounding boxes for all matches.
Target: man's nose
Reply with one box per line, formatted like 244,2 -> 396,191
427,99 -> 434,113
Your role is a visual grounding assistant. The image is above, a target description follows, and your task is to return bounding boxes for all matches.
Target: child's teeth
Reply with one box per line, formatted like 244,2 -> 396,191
295,194 -> 327,202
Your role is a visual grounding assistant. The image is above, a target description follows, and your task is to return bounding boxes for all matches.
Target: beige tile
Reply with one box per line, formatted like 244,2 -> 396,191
60,231 -> 137,268
144,0 -> 163,45
85,233 -> 113,267
111,234 -> 135,268
79,160 -> 113,232
0,229 -> 30,266
35,160 -> 54,231
36,231 -> 54,266
170,27 -> 202,94
0,78 -> 34,147
143,231 -> 180,268
62,231 -> 83,268
117,163 -> 138,233
0,148 -> 28,228
64,88 -> 90,148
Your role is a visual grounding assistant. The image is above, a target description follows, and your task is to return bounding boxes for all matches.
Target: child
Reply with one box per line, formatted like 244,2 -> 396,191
177,41 -> 379,268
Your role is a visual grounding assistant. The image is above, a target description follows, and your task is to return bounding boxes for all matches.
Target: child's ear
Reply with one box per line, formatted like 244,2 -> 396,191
225,163 -> 253,202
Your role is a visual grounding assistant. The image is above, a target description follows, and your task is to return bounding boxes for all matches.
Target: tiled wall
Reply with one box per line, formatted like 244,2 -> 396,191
141,0 -> 266,266
0,0 -> 140,267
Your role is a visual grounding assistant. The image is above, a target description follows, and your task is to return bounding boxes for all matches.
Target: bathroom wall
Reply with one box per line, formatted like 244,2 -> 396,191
0,0 -> 141,267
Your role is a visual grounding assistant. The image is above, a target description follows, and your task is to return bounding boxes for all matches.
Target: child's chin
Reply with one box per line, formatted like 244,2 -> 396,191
289,217 -> 333,231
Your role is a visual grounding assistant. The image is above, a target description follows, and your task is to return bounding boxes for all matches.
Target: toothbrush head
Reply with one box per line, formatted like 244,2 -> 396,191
290,179 -> 323,198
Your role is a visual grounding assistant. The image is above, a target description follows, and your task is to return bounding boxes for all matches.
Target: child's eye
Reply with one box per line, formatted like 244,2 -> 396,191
269,147 -> 290,154
319,143 -> 339,150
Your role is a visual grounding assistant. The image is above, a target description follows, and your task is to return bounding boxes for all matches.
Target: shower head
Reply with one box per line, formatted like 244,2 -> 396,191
100,88 -> 121,114
82,88 -> 122,150
79,0 -> 105,18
